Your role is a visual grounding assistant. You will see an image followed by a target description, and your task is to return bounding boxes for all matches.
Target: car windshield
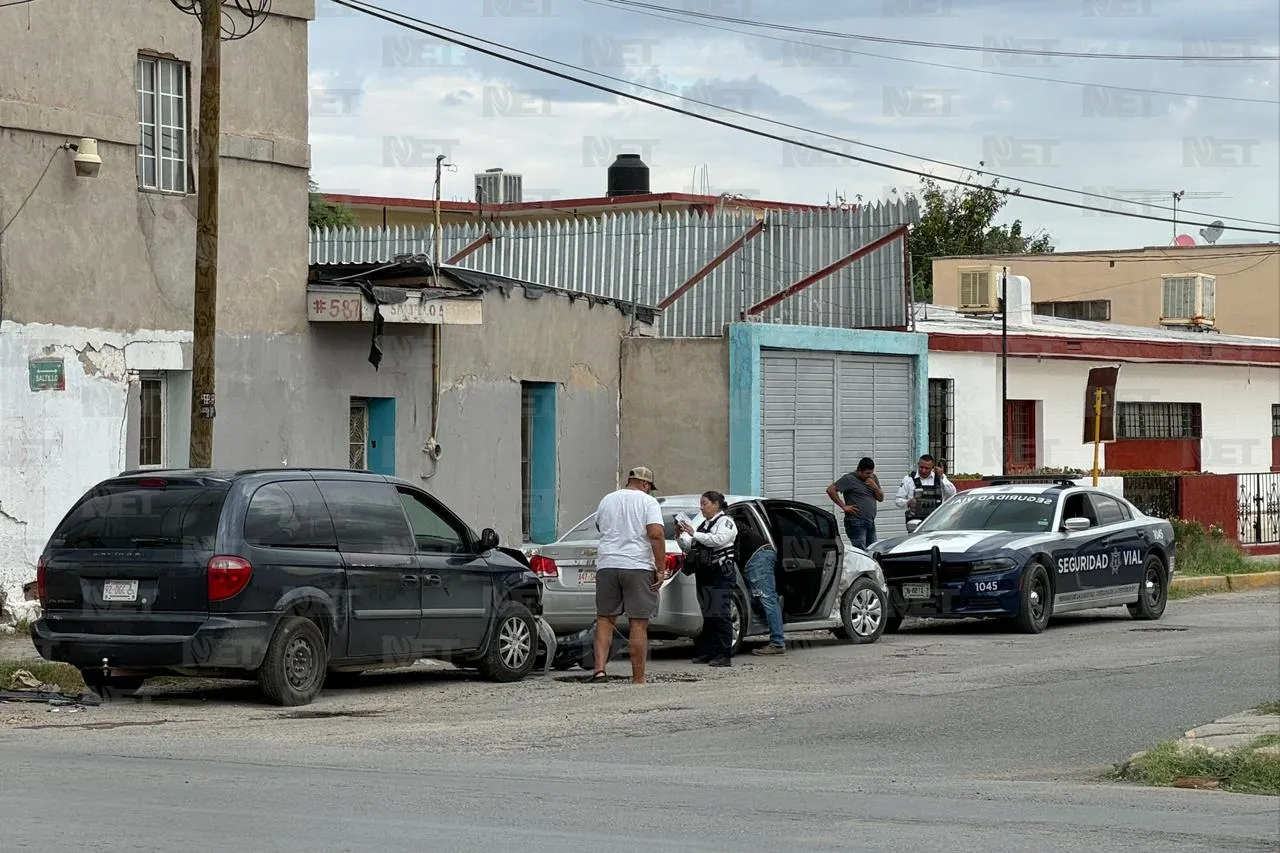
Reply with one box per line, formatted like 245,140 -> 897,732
560,507 -> 694,542
915,492 -> 1057,534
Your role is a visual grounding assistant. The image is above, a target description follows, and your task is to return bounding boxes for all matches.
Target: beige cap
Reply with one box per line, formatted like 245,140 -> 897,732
627,466 -> 657,488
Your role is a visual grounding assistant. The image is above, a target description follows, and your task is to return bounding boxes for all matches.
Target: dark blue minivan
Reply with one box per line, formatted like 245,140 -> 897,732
30,467 -> 547,706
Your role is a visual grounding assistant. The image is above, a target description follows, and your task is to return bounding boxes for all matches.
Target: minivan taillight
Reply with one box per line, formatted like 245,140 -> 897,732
529,555 -> 558,579
36,554 -> 47,606
207,556 -> 252,602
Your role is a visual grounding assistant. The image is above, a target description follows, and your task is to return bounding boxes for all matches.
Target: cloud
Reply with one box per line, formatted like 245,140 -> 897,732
308,0 -> 1280,248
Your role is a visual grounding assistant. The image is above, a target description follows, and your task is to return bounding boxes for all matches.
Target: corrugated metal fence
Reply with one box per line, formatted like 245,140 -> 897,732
309,200 -> 919,337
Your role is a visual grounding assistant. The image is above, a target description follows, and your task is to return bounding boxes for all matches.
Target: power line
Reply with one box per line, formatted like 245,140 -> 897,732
326,0 -> 1280,234
0,0 -> 40,7
583,0 -> 1278,107
603,0 -> 1280,63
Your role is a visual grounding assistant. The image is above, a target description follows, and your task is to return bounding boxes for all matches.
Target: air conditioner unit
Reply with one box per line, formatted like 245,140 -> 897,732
956,265 -> 1005,313
474,168 -> 523,204
1159,272 -> 1216,327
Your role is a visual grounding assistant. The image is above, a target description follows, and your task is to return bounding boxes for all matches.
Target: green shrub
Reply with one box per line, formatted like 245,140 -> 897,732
1173,519 -> 1249,576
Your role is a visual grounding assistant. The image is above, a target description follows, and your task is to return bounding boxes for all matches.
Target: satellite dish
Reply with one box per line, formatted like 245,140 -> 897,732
1174,233 -> 1196,246
1200,220 -> 1225,244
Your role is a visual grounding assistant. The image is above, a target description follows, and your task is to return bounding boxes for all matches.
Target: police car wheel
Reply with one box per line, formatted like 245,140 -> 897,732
1015,561 -> 1053,634
1127,555 -> 1168,620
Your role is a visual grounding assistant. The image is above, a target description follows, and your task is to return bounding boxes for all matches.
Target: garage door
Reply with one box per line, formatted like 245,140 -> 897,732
761,349 -> 916,540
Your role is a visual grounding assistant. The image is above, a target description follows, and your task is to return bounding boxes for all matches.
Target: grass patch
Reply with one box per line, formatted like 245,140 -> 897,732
0,658 -> 85,694
1254,734 -> 1280,749
1114,739 -> 1280,796
1254,699 -> 1280,716
1168,518 -> 1277,577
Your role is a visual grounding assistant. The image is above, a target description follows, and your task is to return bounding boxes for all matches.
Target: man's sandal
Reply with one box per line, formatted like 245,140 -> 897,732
590,671 -> 608,682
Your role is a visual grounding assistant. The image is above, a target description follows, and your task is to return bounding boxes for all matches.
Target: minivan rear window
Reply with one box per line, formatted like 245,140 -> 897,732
50,482 -> 229,550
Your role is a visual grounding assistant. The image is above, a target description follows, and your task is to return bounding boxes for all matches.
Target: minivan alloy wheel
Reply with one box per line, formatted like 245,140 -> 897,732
498,615 -> 533,670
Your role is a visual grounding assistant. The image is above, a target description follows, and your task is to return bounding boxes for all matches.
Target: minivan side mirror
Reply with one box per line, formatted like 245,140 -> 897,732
478,528 -> 500,552
905,518 -> 922,534
1063,517 -> 1091,532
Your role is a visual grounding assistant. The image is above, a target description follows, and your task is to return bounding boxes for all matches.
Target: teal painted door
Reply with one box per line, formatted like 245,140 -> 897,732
366,397 -> 396,476
522,382 -> 557,544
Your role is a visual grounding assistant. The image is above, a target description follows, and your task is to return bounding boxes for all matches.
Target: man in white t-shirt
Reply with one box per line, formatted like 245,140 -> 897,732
591,466 -> 666,684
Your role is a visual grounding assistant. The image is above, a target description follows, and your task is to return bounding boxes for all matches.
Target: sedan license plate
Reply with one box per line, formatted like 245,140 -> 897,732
902,583 -> 932,599
103,580 -> 139,602
578,570 -> 596,586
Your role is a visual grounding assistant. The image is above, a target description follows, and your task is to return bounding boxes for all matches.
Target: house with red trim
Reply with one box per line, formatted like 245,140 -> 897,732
917,277 -> 1280,478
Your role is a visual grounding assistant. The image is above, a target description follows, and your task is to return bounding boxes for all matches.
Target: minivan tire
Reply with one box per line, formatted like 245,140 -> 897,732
477,601 -> 538,682
258,616 -> 328,706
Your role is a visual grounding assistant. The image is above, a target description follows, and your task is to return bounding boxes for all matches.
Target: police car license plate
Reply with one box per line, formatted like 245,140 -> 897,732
578,570 -> 596,586
902,583 -> 931,599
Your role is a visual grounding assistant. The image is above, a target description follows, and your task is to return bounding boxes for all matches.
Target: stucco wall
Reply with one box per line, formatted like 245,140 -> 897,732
621,337 -> 731,498
929,352 -> 1280,475
433,286 -> 639,545
931,247 -> 1280,339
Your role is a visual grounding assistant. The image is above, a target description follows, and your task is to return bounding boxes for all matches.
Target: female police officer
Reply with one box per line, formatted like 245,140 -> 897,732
676,491 -> 739,667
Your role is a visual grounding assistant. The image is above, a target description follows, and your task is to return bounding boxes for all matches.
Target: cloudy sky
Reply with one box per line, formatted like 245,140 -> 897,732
307,0 -> 1279,251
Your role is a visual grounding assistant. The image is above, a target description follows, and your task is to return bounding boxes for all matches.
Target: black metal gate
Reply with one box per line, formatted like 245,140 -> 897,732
1238,473 -> 1280,544
1122,476 -> 1181,519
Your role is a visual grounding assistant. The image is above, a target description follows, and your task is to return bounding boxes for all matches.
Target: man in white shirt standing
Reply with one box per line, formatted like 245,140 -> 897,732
894,454 -> 957,526
591,466 -> 667,684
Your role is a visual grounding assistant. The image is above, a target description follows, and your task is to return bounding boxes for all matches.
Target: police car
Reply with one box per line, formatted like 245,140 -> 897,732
869,479 -> 1176,634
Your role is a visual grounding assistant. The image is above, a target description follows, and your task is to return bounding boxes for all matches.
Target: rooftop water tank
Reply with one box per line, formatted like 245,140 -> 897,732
606,153 -> 649,197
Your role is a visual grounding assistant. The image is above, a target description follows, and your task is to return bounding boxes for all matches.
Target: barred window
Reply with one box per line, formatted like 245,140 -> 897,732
1116,402 -> 1202,440
928,378 -> 954,468
1272,404 -> 1280,438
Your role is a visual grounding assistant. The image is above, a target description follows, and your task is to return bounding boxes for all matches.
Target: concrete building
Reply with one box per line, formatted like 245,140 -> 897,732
930,243 -> 1280,339
917,279 -> 1280,478
1,0 -> 316,597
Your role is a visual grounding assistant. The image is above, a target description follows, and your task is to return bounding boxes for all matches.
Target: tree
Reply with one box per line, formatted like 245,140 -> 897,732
903,174 -> 1054,301
308,177 -> 356,228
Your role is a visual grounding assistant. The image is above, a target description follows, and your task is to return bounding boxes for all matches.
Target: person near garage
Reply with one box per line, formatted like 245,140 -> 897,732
737,522 -> 786,656
826,457 -> 885,550
894,454 -> 957,525
676,491 -> 739,667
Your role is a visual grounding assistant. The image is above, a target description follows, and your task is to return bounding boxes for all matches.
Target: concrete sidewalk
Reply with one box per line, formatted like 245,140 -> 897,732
1177,707 -> 1280,756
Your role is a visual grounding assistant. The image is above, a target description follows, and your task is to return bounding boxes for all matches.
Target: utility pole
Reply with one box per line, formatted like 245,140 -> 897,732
189,0 -> 222,468
168,0 -> 271,468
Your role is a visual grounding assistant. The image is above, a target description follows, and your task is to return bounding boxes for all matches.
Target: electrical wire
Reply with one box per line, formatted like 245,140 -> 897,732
0,147 -> 61,238
583,0 -> 1279,107
326,0 -> 1280,235
603,0 -> 1280,63
0,0 -> 39,7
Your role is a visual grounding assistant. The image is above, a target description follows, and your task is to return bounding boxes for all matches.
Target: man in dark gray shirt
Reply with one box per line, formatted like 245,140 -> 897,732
826,456 -> 885,550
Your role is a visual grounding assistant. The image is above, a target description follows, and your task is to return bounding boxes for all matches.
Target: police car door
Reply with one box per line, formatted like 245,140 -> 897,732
1050,490 -> 1113,611
1084,491 -> 1148,602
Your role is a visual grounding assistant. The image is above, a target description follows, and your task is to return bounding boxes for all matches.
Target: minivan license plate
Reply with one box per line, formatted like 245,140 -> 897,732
902,583 -> 931,599
103,580 -> 139,602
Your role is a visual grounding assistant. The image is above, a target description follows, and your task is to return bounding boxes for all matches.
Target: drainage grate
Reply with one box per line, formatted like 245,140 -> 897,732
1129,627 -> 1189,632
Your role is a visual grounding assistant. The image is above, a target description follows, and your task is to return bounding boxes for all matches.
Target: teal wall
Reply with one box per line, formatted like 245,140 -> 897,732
727,323 -> 929,496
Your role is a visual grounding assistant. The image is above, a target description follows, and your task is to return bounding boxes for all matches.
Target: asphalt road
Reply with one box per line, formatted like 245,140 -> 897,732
2,591 -> 1278,852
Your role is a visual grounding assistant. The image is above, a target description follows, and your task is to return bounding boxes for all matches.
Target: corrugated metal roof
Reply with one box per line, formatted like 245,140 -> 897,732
310,200 -> 920,337
914,303 -> 1280,348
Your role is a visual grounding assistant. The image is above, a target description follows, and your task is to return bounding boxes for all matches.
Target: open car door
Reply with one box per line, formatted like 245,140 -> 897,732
759,499 -> 843,622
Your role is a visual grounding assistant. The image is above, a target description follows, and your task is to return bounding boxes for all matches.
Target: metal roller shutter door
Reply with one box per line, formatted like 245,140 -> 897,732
761,349 -> 916,540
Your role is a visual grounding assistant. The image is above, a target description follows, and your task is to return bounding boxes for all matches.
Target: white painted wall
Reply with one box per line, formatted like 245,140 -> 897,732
0,321 -> 191,601
929,351 -> 1279,476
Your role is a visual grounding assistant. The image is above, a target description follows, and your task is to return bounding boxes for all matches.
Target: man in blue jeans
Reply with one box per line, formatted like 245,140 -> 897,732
737,525 -> 786,656
827,457 -> 885,550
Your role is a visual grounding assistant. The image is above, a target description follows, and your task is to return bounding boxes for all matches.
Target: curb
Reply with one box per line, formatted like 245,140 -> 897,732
1171,571 -> 1280,593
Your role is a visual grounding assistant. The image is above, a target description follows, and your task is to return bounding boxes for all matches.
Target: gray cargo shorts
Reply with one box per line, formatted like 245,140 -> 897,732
595,567 -> 660,619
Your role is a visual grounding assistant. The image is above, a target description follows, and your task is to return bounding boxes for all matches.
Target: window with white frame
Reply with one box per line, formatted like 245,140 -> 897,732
138,374 -> 166,467
136,54 -> 190,193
